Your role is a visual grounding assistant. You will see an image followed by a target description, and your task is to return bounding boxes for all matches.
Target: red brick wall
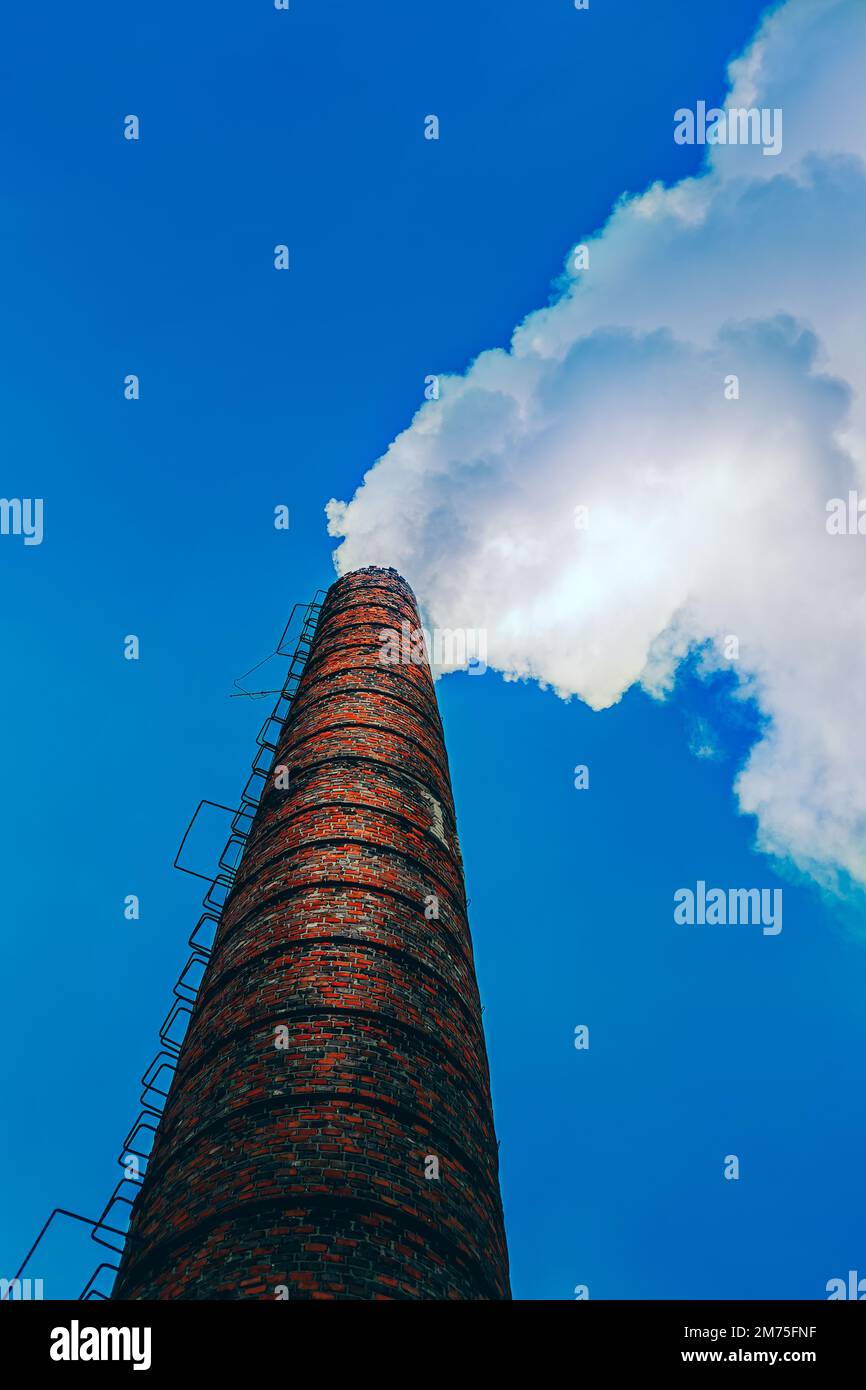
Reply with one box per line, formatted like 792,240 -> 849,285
113,566 -> 510,1300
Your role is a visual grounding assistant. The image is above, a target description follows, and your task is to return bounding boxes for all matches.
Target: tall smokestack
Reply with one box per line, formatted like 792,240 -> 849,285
113,566 -> 510,1300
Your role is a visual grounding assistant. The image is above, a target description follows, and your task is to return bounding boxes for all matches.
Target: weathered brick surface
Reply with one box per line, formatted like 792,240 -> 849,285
112,566 -> 510,1301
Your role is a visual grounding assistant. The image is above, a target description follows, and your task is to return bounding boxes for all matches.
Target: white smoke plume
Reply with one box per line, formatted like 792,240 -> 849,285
327,0 -> 866,894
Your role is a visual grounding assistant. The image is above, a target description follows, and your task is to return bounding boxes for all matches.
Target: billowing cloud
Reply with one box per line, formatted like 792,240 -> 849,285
327,0 -> 866,893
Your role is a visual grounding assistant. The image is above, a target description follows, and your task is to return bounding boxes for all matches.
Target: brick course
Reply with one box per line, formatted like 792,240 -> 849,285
112,566 -> 510,1300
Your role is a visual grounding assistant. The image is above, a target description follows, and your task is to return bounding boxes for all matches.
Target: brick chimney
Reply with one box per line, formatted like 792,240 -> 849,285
112,566 -> 510,1300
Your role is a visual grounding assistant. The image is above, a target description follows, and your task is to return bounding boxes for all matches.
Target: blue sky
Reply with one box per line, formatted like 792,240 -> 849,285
2,0 -> 865,1300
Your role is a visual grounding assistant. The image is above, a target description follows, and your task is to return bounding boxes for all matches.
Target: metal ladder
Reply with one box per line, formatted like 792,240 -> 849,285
2,592 -> 325,1301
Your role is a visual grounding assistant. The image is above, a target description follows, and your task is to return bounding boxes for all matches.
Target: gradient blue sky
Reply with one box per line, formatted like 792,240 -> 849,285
2,0 -> 864,1301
